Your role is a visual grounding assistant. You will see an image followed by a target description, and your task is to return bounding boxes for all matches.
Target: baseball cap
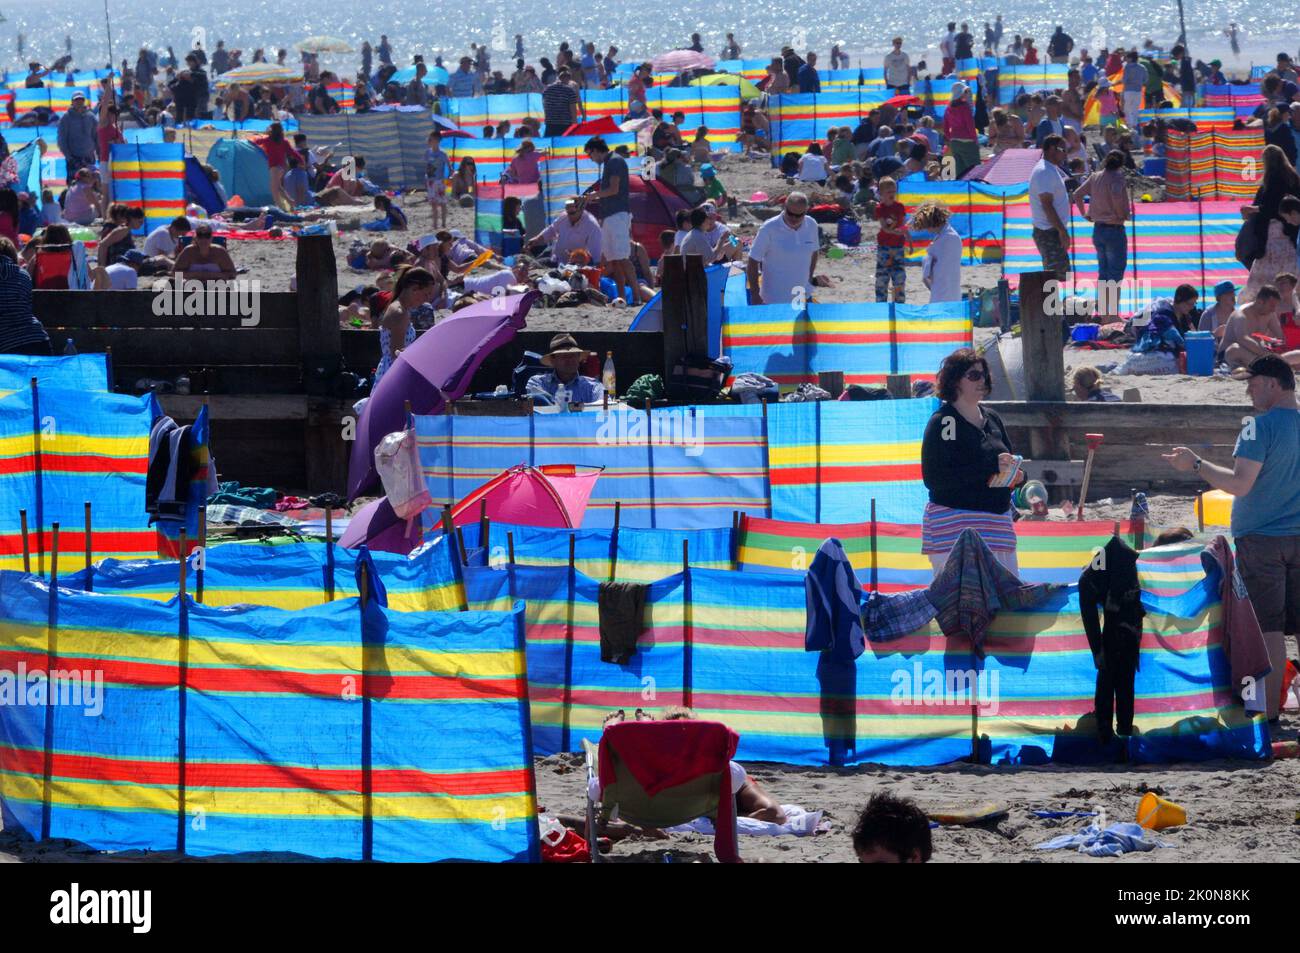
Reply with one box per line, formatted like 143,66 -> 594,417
1214,279 -> 1236,298
1231,354 -> 1296,388
71,91 -> 86,102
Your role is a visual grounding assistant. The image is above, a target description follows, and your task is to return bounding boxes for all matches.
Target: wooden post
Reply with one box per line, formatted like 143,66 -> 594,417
178,533 -> 187,598
19,509 -> 29,573
609,500 -> 621,581
31,378 -> 44,576
1196,490 -> 1205,533
49,523 -> 59,587
456,526 -> 468,565
83,501 -> 91,575
659,254 -> 710,382
507,531 -> 515,564
196,507 -> 206,604
818,371 -> 845,398
1018,271 -> 1070,461
869,498 -> 878,594
885,374 -> 912,399
682,538 -> 693,710
297,233 -> 344,492
479,499 -> 489,557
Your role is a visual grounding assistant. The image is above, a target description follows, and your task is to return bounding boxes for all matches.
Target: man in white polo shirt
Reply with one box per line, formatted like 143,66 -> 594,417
746,191 -> 819,306
1028,135 -> 1071,279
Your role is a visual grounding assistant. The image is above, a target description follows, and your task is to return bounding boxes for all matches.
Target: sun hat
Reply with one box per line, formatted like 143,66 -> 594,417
541,332 -> 591,366
951,81 -> 969,100
1214,279 -> 1236,298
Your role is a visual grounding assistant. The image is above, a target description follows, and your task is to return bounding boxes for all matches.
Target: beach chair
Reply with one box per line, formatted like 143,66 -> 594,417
33,245 -> 72,289
583,720 -> 742,863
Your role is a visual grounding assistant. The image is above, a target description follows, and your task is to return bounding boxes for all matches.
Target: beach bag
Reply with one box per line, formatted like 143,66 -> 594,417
836,216 -> 862,246
374,427 -> 431,522
668,353 -> 732,401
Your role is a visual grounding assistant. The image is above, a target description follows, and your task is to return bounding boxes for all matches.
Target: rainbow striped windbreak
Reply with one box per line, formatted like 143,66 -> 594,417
473,183 -> 537,255
415,407 -> 772,529
1004,200 -> 1249,305
73,536 -> 466,613
1136,107 -> 1235,129
461,560 -> 1266,765
580,86 -> 743,139
1200,83 -> 1264,119
440,93 -> 543,128
720,299 -> 973,388
766,90 -> 896,153
0,386 -> 156,574
442,133 -> 636,183
998,64 -> 1069,98
0,566 -> 538,861
110,142 -> 187,234
0,355 -> 109,398
895,179 -> 1029,264
1164,129 -> 1264,200
3,126 -> 67,190
13,86 -> 91,118
735,514 -> 1150,588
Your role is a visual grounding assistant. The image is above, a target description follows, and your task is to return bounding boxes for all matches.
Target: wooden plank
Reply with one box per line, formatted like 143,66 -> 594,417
987,401 -> 1253,432
54,328 -> 301,366
160,394 -> 310,421
35,290 -> 301,329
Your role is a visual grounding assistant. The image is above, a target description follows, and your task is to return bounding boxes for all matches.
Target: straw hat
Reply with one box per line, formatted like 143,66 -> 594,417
541,333 -> 591,366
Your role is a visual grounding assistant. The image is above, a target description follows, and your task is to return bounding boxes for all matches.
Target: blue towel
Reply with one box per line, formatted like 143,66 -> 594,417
1035,821 -> 1172,857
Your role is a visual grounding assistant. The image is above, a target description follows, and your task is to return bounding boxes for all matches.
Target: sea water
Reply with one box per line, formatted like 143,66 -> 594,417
4,0 -> 1297,74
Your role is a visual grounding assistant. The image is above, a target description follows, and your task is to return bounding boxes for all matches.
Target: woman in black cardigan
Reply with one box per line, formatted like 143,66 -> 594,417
920,348 -> 1023,575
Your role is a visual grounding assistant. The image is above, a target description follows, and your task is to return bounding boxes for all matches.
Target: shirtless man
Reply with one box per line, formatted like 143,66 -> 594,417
1221,284 -> 1300,370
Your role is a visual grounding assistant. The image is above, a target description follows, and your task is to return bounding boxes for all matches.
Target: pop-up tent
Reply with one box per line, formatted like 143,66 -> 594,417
627,176 -> 692,255
205,138 -> 274,207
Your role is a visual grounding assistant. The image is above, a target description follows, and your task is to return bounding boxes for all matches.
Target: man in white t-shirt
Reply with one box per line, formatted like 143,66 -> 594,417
939,22 -> 957,75
746,191 -> 820,306
142,215 -> 192,259
884,37 -> 911,92
1028,135 -> 1071,278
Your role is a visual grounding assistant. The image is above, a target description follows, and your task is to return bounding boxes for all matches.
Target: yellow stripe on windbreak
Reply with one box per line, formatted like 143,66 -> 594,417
0,432 -> 146,459
768,440 -> 921,467
0,772 -> 533,821
0,619 -> 521,678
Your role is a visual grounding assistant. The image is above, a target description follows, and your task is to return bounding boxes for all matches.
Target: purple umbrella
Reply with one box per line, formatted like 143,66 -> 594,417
347,291 -> 537,500
429,114 -> 476,138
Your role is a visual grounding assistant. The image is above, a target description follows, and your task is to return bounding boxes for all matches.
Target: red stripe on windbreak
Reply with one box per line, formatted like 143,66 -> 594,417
0,650 -> 178,688
0,453 -> 147,476
770,463 -> 923,485
0,748 -> 530,795
0,530 -> 157,557
185,666 -> 528,702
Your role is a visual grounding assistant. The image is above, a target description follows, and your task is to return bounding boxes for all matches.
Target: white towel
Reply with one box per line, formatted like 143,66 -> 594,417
664,805 -> 826,837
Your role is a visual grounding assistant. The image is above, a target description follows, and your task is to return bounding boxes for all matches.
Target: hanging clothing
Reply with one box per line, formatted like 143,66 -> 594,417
375,321 -> 416,388
1078,535 -> 1144,741
1202,535 -> 1273,711
598,581 -> 648,664
927,528 -> 1056,655
805,538 -> 867,661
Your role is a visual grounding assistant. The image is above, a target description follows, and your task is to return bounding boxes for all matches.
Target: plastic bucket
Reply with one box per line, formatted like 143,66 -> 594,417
1185,331 -> 1215,376
1195,489 -> 1233,527
1136,792 -> 1186,830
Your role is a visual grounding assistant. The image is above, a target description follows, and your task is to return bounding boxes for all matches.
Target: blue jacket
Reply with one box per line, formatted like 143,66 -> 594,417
805,538 -> 865,661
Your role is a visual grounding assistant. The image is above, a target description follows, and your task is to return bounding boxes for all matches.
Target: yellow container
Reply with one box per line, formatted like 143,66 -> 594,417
1137,792 -> 1187,830
1196,489 -> 1233,528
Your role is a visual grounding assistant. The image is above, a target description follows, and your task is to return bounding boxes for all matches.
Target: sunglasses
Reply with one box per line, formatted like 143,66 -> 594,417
964,367 -> 989,381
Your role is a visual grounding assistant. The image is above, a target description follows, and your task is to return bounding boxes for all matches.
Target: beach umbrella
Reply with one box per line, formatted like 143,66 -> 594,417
651,50 -> 715,73
689,73 -> 761,100
347,291 -> 539,500
338,496 -> 421,554
295,36 -> 354,54
215,63 -> 304,87
451,464 -> 602,528
391,65 -> 451,87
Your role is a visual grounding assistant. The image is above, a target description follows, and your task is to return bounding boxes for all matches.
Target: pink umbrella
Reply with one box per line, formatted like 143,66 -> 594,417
451,465 -> 602,528
339,465 -> 602,555
650,50 -> 715,72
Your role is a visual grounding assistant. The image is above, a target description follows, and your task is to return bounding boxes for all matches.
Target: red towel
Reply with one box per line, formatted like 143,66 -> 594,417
598,720 -> 741,862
